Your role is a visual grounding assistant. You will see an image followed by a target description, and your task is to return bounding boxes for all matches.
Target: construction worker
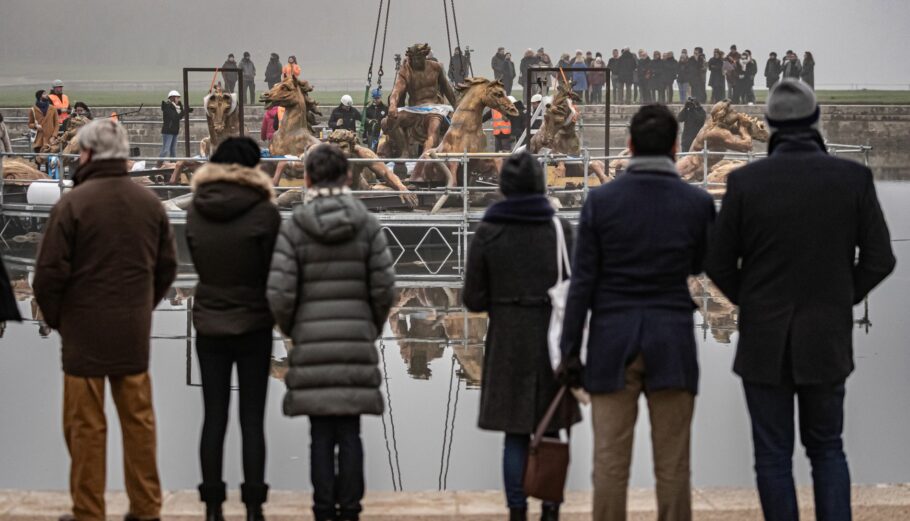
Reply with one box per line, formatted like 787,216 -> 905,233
491,100 -> 513,152
363,88 -> 387,150
48,79 -> 70,127
328,95 -> 361,132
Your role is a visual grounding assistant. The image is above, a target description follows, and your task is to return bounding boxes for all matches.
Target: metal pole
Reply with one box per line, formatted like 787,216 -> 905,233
461,151 -> 469,281
702,145 -> 709,189
582,148 -> 590,201
183,68 -> 191,158
237,74 -> 245,137
605,67 -> 611,156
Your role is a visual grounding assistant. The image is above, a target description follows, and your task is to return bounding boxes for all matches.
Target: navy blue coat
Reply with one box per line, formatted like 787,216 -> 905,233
560,158 -> 716,394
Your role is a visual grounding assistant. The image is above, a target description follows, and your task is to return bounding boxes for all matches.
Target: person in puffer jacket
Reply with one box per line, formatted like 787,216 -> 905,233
266,143 -> 395,521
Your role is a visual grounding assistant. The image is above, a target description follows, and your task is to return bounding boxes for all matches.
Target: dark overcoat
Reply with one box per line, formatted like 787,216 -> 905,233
705,130 -> 895,385
560,157 -> 716,395
464,196 -> 580,434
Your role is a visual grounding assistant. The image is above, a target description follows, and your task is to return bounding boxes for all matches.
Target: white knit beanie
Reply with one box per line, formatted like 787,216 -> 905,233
77,118 -> 130,160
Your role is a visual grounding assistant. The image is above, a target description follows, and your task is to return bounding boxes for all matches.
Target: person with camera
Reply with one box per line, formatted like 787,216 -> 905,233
363,88 -> 388,150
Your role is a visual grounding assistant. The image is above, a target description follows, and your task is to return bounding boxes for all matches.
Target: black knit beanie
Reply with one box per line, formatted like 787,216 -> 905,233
499,152 -> 546,196
210,136 -> 261,167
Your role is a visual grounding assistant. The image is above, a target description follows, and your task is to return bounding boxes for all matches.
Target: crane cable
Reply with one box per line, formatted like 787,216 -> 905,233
361,0 -> 390,130
449,0 -> 472,78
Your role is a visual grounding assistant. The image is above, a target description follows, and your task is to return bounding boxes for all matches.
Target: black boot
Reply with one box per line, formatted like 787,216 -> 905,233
540,504 -> 559,521
204,504 -> 224,521
245,504 -> 265,521
509,507 -> 527,521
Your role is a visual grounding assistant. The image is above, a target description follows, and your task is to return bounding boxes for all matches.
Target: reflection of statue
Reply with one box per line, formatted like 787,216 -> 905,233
676,100 -> 769,182
378,43 -> 457,160
689,276 -> 737,344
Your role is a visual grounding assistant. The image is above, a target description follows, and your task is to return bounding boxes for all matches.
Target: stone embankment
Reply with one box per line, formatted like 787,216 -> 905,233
1,485 -> 909,520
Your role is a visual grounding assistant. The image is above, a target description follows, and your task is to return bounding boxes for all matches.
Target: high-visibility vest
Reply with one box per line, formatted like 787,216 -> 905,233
49,93 -> 70,122
492,109 -> 511,135
282,63 -> 301,79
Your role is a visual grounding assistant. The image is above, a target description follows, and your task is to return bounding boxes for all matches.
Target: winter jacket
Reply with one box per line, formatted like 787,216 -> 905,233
764,58 -> 782,87
33,159 -> 177,377
187,163 -> 280,337
265,58 -> 283,85
708,57 -> 725,88
222,60 -> 239,86
0,121 -> 12,153
267,190 -> 396,417
27,104 -> 58,151
677,101 -> 706,152
240,57 -> 256,80
744,59 -> 758,86
606,57 -> 620,80
782,58 -> 802,80
491,52 -> 506,80
801,59 -> 815,89
261,106 -> 281,141
561,157 -> 715,395
616,50 -> 637,82
502,59 -> 516,92
282,63 -> 301,79
518,55 -> 539,86
706,129 -> 895,385
328,105 -> 362,132
463,195 -> 580,433
571,61 -> 588,91
161,100 -> 184,135
660,58 -> 678,86
449,52 -> 471,84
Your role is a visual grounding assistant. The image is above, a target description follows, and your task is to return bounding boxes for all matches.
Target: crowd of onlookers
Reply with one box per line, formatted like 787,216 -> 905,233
488,45 -> 815,105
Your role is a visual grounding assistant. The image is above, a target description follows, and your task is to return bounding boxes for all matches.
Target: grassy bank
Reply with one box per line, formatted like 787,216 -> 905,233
1,87 -> 909,108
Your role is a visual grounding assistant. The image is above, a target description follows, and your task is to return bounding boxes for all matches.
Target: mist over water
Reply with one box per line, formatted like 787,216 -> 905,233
1,0 -> 909,88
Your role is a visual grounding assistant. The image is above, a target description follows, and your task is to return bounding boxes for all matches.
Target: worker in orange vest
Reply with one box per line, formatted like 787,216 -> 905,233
491,106 -> 512,152
282,56 -> 302,79
48,79 -> 70,127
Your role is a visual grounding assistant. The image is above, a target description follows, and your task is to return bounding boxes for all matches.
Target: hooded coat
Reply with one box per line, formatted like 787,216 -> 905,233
0,256 -> 21,322
463,196 -> 580,433
265,57 -> 282,85
186,163 -> 281,336
267,191 -> 396,417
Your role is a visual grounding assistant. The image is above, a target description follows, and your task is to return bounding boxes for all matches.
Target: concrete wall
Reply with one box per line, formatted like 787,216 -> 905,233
3,104 -> 909,179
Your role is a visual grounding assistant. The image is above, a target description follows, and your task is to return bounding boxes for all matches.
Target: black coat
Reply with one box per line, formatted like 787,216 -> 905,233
491,52 -> 506,80
464,196 -> 579,433
801,59 -> 815,89
616,51 -> 636,82
161,100 -> 183,135
0,256 -> 21,322
518,56 -> 539,86
328,105 -> 362,132
705,130 -> 896,386
708,57 -> 725,88
678,101 -> 706,152
265,58 -> 282,85
660,58 -> 678,86
561,158 -> 715,395
764,58 -> 782,87
186,163 -> 281,336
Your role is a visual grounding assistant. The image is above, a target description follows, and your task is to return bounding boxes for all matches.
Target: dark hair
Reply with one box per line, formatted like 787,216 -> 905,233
228,53 -> 235,58
629,104 -> 679,157
210,136 -> 261,167
770,52 -> 778,57
305,144 -> 349,186
804,51 -> 814,63
499,152 -> 545,196
35,90 -> 45,101
74,101 -> 90,111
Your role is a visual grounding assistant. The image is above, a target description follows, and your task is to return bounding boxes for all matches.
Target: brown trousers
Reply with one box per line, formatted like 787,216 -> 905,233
63,372 -> 162,521
590,355 -> 695,521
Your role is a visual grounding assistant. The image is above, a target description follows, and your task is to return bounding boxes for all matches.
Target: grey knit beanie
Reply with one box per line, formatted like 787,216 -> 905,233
765,79 -> 819,129
77,118 -> 130,160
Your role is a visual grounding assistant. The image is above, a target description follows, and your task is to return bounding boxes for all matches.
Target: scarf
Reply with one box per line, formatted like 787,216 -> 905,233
482,194 -> 555,223
35,99 -> 50,116
768,127 -> 827,155
624,155 -> 679,175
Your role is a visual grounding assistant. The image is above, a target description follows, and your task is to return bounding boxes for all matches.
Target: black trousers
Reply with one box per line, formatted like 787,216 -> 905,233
243,79 -> 256,106
196,329 -> 272,507
310,415 -> 364,521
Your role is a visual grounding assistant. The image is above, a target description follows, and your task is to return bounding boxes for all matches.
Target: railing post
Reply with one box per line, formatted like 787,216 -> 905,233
582,148 -> 590,202
461,151 -> 469,281
702,145 -> 709,189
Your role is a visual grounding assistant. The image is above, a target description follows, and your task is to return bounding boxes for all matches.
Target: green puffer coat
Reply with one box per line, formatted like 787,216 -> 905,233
267,190 -> 396,417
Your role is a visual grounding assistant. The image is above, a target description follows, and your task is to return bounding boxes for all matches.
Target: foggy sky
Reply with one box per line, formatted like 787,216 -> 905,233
1,0 -> 908,88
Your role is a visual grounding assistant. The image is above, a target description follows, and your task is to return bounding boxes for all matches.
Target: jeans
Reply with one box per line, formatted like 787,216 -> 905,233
743,380 -> 851,521
196,329 -> 272,507
64,373 -> 162,521
678,82 -> 689,103
159,133 -> 178,161
503,433 -> 560,510
310,416 -> 364,521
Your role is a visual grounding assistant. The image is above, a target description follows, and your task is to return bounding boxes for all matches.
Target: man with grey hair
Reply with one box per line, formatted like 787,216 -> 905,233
706,80 -> 895,521
34,118 -> 177,521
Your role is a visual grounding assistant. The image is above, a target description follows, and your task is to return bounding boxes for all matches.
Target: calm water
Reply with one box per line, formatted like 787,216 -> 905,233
1,182 -> 909,492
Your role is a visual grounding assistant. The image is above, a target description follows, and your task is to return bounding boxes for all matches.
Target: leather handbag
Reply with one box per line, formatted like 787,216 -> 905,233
523,385 -> 571,502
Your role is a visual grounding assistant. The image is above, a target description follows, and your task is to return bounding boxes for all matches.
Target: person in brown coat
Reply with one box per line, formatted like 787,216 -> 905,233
33,118 -> 178,521
28,90 -> 58,153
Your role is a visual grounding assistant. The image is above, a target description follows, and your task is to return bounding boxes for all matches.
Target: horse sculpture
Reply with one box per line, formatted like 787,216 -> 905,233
530,83 -> 609,184
259,75 -> 322,182
415,77 -> 518,213
201,87 -> 240,152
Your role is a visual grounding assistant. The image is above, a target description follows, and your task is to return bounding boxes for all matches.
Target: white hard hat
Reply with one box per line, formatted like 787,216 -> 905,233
167,90 -> 180,98
341,95 -> 353,107
507,95 -> 517,104
531,94 -> 543,103
52,79 -> 64,88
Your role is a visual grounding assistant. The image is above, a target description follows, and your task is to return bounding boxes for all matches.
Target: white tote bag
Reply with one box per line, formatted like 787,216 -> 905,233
547,217 -> 589,372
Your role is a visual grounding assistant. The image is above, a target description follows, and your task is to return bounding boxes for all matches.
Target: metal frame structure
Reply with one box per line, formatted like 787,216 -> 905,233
523,66 -> 610,154
181,67 -> 245,157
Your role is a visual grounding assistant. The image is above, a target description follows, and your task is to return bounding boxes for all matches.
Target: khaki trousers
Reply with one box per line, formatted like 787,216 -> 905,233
63,372 -> 162,521
591,355 -> 695,521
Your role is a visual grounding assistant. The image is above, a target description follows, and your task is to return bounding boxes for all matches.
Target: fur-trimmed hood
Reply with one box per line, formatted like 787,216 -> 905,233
190,163 -> 275,222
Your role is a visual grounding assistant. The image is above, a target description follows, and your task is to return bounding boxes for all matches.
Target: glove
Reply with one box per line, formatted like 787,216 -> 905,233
556,355 -> 584,389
